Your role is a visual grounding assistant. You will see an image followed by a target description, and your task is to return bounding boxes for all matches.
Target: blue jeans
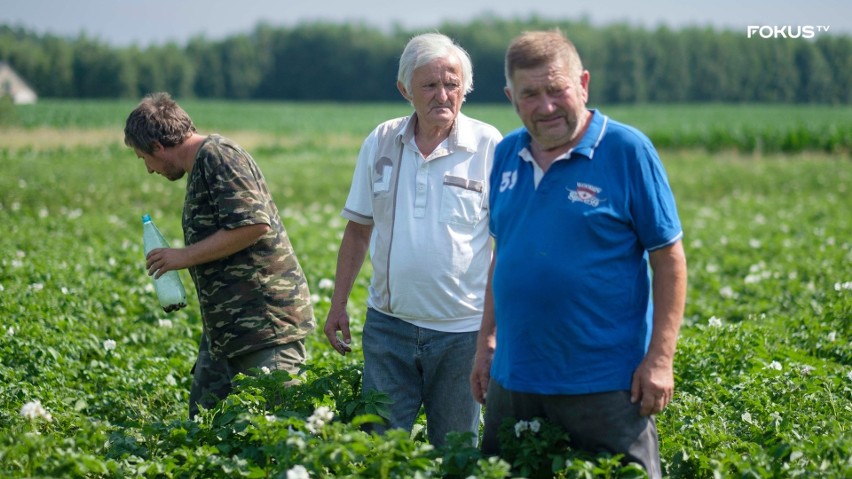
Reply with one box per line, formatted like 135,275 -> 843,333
362,308 -> 480,447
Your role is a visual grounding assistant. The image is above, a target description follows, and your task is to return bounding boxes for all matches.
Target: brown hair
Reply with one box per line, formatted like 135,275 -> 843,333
504,29 -> 584,88
124,92 -> 197,154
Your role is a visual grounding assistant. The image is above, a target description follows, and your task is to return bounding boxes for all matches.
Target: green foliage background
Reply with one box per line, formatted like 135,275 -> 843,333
0,101 -> 850,477
1,17 -> 851,104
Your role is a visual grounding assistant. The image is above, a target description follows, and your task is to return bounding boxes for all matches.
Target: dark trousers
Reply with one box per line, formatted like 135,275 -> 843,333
189,331 -> 305,418
481,381 -> 662,479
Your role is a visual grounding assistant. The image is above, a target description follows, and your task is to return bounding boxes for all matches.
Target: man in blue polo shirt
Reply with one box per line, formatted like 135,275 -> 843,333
469,30 -> 687,478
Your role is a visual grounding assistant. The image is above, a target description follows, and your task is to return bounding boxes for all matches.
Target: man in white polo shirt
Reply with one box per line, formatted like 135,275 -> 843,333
323,32 -> 502,447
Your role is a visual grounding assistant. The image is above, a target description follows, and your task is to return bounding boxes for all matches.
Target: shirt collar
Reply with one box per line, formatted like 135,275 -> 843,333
572,109 -> 607,160
397,111 -> 477,154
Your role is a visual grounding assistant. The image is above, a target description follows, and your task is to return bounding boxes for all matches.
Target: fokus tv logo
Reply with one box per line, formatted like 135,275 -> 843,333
747,25 -> 831,39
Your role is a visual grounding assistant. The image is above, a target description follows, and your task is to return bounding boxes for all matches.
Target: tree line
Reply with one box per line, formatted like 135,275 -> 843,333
1,16 -> 850,104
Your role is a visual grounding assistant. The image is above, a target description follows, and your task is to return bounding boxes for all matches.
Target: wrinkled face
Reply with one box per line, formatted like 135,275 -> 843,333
134,146 -> 184,181
506,59 -> 589,151
400,55 -> 464,131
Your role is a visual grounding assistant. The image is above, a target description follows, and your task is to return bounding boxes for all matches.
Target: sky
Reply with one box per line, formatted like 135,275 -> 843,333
2,0 -> 850,47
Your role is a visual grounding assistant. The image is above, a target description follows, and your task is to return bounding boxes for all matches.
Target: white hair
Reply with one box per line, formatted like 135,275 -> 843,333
397,32 -> 474,97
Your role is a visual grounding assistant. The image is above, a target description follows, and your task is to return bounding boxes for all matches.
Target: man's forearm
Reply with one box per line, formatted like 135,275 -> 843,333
328,221 -> 373,311
647,241 -> 687,361
183,223 -> 270,267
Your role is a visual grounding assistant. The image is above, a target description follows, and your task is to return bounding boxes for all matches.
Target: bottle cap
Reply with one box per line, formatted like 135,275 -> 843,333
142,214 -> 152,223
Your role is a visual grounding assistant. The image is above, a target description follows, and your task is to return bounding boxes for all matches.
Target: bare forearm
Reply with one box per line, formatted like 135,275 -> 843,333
146,223 -> 270,277
324,220 -> 372,354
184,223 -> 270,267
647,241 -> 687,362
631,241 -> 687,415
470,254 -> 497,404
329,221 -> 372,311
477,256 -> 498,353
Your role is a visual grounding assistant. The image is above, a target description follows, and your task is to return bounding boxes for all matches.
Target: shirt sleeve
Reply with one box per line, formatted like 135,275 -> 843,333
341,132 -> 377,225
202,142 -> 273,230
629,142 -> 683,251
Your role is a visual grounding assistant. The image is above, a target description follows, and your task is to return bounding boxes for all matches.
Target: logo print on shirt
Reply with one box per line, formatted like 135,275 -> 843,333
567,182 -> 604,207
499,170 -> 518,192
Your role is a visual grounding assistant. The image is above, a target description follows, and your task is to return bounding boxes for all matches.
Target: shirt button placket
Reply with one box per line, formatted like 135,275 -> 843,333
414,163 -> 428,218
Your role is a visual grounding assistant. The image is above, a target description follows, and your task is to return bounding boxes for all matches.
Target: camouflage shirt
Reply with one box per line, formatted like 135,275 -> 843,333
183,134 -> 315,359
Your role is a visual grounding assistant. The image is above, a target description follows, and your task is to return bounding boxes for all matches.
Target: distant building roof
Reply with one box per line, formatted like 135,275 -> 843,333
0,62 -> 38,104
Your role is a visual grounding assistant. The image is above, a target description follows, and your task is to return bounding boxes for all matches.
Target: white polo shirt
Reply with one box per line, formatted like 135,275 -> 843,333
342,112 -> 502,332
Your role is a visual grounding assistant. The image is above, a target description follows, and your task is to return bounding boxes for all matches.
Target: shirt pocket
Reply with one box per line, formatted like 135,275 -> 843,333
439,175 -> 485,227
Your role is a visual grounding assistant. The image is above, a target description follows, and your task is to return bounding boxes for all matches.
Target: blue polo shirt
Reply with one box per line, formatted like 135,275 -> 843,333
489,110 -> 683,395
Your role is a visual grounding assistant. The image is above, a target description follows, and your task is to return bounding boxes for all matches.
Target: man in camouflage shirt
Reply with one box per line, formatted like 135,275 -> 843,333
125,92 -> 315,418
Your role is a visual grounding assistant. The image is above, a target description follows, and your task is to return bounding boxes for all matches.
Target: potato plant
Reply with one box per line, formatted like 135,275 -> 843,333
0,102 -> 849,478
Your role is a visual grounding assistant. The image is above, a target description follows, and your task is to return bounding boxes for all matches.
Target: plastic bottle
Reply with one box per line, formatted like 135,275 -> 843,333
142,214 -> 187,312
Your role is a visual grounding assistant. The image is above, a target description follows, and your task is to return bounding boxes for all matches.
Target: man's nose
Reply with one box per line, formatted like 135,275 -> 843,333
538,95 -> 559,113
436,85 -> 449,102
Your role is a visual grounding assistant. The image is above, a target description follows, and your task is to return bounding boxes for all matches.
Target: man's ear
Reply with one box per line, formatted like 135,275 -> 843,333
580,71 -> 591,102
397,81 -> 411,102
504,86 -> 521,114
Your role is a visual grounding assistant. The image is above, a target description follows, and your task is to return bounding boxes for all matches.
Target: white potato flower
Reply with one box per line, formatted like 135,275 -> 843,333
20,400 -> 52,422
529,419 -> 541,433
306,406 -> 334,434
286,464 -> 310,479
514,420 -> 529,438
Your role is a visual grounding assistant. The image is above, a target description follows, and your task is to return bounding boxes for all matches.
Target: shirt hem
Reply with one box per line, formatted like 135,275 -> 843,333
341,208 -> 374,225
493,377 -> 632,396
647,231 -> 684,251
367,305 -> 482,333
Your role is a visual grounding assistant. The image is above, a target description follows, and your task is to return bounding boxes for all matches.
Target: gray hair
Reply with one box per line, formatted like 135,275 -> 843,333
398,33 -> 474,98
